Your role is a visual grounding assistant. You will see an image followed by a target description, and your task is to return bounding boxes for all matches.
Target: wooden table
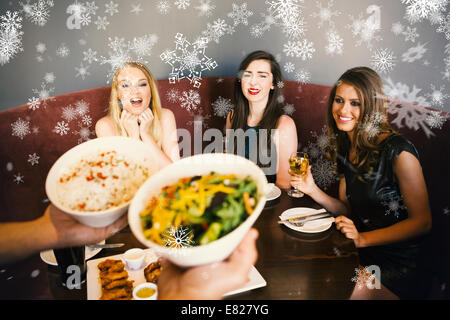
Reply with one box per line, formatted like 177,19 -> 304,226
1,191 -> 359,300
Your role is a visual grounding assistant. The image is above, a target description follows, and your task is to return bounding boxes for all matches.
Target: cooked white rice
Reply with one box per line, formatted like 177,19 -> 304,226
57,150 -> 149,212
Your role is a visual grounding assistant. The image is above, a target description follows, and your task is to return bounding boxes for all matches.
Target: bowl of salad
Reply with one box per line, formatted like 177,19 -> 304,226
128,153 -> 267,267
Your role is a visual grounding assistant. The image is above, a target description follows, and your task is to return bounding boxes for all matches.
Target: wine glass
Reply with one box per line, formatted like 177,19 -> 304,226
287,152 -> 309,198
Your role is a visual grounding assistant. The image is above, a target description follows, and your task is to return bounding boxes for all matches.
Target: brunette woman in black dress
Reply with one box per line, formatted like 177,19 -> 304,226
291,67 -> 432,299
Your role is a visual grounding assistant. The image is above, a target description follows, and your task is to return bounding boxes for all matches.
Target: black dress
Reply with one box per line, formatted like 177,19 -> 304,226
338,134 -> 431,299
244,124 -> 277,184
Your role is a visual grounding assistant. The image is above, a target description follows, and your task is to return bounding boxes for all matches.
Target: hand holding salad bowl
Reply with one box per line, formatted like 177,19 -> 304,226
128,153 -> 267,267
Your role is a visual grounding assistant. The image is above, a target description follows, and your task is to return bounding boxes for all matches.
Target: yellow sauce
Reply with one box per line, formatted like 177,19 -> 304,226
136,287 -> 155,298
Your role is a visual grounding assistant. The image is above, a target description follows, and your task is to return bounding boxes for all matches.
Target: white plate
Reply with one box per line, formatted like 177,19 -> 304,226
40,240 -> 105,266
86,250 -> 266,300
265,183 -> 281,201
279,207 -> 334,234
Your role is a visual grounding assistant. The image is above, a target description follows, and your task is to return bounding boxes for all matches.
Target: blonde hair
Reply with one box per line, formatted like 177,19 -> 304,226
108,61 -> 163,146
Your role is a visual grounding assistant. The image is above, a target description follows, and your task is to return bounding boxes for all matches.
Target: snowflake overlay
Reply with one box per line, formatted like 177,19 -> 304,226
179,89 -> 201,112
371,48 -> 397,74
160,33 -> 218,88
163,225 -> 193,255
351,266 -> 379,290
0,11 -> 24,66
212,96 -> 234,118
11,118 -> 31,140
28,153 -> 40,166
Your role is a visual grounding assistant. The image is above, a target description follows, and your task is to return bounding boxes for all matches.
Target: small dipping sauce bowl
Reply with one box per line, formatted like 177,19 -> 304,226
123,248 -> 145,270
133,282 -> 158,300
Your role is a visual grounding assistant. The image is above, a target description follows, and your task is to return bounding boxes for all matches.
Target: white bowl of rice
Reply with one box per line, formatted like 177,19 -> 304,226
46,136 -> 158,228
128,153 -> 267,267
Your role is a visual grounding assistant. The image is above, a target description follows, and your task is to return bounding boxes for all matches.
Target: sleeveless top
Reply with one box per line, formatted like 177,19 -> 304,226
337,134 -> 430,299
243,124 -> 277,184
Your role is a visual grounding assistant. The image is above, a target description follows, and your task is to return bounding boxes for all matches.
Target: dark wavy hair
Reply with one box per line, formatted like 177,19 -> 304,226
230,50 -> 284,130
326,66 -> 395,178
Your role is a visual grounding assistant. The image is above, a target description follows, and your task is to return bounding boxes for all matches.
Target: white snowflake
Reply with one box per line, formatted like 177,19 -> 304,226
94,16 -> 109,30
73,125 -> 94,144
284,62 -> 295,73
100,37 -> 132,80
62,105 -> 78,122
160,33 -> 218,88
83,48 -> 98,64
437,12 -> 450,40
157,0 -> 171,14
32,81 -> 54,102
311,157 -> 338,190
426,110 -> 448,129
43,72 -> 55,83
203,18 -> 229,44
403,26 -> 419,42
81,114 -> 92,127
249,23 -> 265,38
325,30 -> 344,56
310,0 -> 341,28
166,88 -> 180,103
382,194 -> 406,218
53,121 -> 70,136
179,89 -> 201,112
56,43 -> 70,58
0,11 -> 24,66
130,3 -> 143,15
228,2 -> 253,26
281,16 -> 306,40
303,126 -> 334,160
105,1 -> 119,16
383,77 -> 438,138
35,42 -> 46,54
13,173 -> 25,184
402,0 -> 448,23
75,62 -> 90,80
360,112 -> 387,139
401,42 -> 427,63
283,39 -> 315,60
277,80 -> 284,89
130,34 -> 158,60
28,153 -> 40,166
266,0 -> 303,24
294,69 -> 311,84
21,0 -> 54,27
74,99 -> 90,116
163,225 -> 193,249
283,103 -> 295,115
79,13 -> 91,27
426,84 -> 449,108
212,96 -> 233,118
84,1 -> 99,16
0,10 -> 23,31
391,22 -> 404,35
11,118 -> 31,140
371,48 -> 396,75
195,0 -> 215,17
174,0 -> 190,10
27,97 -> 41,111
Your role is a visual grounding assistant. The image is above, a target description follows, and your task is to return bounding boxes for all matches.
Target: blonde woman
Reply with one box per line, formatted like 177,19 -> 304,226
96,62 -> 180,167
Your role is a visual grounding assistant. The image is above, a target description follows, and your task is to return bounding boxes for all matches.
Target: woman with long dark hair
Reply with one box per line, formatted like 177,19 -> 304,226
226,51 -> 298,188
291,67 -> 432,299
